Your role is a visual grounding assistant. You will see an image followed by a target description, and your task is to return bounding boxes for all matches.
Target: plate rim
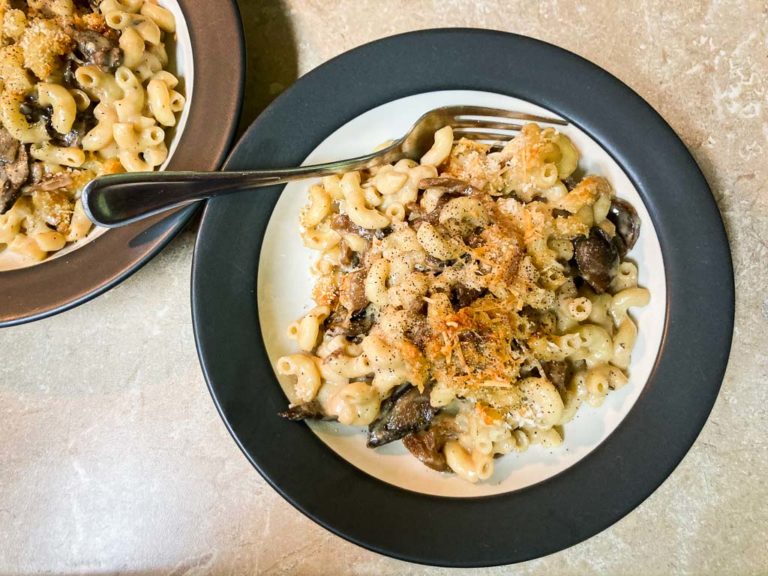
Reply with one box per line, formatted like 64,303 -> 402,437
0,0 -> 245,328
192,28 -> 735,567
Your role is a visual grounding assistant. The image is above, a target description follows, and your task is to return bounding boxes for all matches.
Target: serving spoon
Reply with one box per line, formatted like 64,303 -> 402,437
81,106 -> 567,228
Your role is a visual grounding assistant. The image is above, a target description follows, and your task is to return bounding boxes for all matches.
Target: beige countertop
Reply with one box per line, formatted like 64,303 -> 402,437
1,1 -> 766,574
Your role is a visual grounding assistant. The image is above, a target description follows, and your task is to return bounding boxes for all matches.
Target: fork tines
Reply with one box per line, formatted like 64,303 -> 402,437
444,105 -> 567,148
452,132 -> 512,149
446,106 -> 568,125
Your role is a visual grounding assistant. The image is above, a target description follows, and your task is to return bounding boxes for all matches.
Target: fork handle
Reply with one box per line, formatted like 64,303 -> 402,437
81,152 -> 389,228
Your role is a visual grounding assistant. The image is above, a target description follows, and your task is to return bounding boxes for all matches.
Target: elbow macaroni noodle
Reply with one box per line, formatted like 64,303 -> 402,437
0,0 -> 186,264
275,122 -> 650,483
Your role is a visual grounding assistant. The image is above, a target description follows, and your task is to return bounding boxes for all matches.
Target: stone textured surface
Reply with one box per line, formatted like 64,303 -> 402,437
1,1 -> 766,574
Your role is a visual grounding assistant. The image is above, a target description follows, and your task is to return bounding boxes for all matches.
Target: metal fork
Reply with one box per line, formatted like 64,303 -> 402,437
82,106 -> 567,227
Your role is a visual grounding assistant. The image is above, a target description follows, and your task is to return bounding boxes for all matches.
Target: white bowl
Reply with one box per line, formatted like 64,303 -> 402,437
258,90 -> 667,497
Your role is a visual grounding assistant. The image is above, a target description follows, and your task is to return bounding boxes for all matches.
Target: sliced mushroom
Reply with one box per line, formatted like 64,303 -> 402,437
278,400 -> 331,421
325,305 -> 375,340
63,58 -> 79,88
19,96 -> 52,128
418,177 -> 477,195
541,360 -> 569,392
0,127 -> 19,165
29,172 -> 73,193
563,168 -> 586,191
450,283 -> 485,310
405,316 -> 430,350
74,0 -> 103,11
413,255 -> 445,274
402,417 -> 458,472
367,384 -> 437,448
408,201 -> 443,228
0,136 -> 29,214
607,198 -> 641,257
573,227 -> 619,293
330,214 -> 387,241
338,239 -> 358,268
338,268 -> 368,312
73,30 -> 122,71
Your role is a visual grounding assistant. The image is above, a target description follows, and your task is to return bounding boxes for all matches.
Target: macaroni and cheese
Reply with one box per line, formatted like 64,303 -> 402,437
277,123 -> 649,483
0,0 -> 185,265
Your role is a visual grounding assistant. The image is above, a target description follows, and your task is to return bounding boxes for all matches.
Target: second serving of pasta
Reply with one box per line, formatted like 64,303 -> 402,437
0,0 -> 185,265
277,121 -> 649,483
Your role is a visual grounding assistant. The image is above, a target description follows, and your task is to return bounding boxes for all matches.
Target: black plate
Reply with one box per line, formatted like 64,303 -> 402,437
192,29 -> 734,567
0,0 -> 244,327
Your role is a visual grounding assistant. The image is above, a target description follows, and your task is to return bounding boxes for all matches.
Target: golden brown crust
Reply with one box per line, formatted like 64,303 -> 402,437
19,17 -> 73,80
443,138 -> 491,190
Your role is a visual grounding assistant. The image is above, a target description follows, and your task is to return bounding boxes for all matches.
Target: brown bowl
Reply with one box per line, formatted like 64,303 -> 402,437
0,0 -> 245,327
